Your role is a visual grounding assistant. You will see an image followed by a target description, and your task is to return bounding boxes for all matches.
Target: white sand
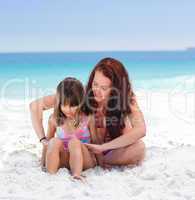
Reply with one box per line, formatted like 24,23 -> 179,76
0,91 -> 195,200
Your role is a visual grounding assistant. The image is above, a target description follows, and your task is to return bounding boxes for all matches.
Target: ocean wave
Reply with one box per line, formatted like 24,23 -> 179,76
134,74 -> 195,92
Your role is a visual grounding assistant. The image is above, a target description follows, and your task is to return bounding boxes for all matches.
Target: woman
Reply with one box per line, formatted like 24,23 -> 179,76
30,57 -> 146,172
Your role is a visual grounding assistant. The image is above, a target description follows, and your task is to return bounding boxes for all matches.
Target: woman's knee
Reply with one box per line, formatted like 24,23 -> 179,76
139,140 -> 146,159
136,140 -> 145,152
131,140 -> 146,163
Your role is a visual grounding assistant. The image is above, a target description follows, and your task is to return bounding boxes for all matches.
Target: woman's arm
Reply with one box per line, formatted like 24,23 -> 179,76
29,94 -> 56,141
101,96 -> 146,151
87,115 -> 102,145
87,115 -> 106,166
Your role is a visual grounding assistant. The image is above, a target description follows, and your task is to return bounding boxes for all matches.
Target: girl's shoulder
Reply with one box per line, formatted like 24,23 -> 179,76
80,113 -> 91,124
80,113 -> 95,126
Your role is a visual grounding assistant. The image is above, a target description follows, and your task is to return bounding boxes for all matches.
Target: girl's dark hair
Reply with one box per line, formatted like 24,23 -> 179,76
84,57 -> 135,139
54,77 -> 85,126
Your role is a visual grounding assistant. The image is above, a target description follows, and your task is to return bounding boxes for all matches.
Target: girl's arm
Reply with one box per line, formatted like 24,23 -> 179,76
41,114 -> 56,169
101,96 -> 146,151
47,114 -> 57,139
29,94 -> 56,141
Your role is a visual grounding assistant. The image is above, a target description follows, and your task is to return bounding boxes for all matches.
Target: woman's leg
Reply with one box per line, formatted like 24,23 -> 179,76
103,140 -> 146,166
46,137 -> 69,174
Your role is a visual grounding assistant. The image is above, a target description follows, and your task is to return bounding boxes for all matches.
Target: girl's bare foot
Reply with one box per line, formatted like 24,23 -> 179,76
72,174 -> 86,182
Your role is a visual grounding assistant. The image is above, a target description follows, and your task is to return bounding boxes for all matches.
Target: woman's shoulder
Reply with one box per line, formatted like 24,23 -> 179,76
128,92 -> 141,112
128,91 -> 136,103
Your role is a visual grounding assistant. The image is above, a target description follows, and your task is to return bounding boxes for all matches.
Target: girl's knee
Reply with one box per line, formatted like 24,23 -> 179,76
48,138 -> 62,152
68,138 -> 81,147
68,138 -> 82,152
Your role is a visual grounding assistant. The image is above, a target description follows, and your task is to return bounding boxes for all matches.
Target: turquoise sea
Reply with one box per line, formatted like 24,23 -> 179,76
0,51 -> 195,99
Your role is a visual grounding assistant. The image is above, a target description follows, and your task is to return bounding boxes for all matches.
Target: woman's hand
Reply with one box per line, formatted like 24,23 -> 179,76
85,143 -> 106,154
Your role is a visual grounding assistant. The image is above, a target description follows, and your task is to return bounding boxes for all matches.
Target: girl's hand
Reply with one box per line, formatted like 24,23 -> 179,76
85,143 -> 106,154
41,138 -> 49,146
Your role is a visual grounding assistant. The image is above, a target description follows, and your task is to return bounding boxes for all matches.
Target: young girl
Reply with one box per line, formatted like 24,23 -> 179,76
41,77 -> 97,180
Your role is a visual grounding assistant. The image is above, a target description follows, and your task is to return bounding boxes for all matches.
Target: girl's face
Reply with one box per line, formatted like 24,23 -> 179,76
92,70 -> 112,104
61,104 -> 78,118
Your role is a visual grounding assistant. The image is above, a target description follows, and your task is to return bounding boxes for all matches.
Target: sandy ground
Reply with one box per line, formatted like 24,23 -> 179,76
0,91 -> 195,200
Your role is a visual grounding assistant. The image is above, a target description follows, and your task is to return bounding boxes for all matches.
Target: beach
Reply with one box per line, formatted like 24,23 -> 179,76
1,0 -> 195,197
0,51 -> 195,200
0,89 -> 195,200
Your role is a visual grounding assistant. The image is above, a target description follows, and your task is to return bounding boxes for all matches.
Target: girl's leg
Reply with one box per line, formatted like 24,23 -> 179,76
68,139 -> 97,178
103,140 -> 146,166
46,137 -> 97,175
68,138 -> 83,177
81,144 -> 97,170
46,137 -> 69,174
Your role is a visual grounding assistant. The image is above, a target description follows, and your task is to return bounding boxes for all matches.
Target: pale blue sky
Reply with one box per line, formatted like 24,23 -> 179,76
0,0 -> 194,52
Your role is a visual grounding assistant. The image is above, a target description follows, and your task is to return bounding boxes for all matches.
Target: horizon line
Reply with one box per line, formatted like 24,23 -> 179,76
0,48 -> 190,54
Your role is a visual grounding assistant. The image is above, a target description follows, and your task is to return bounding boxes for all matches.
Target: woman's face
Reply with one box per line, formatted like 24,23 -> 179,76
92,70 -> 112,104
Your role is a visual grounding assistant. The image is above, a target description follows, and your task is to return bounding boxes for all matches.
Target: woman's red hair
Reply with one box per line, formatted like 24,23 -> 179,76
84,57 -> 135,139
